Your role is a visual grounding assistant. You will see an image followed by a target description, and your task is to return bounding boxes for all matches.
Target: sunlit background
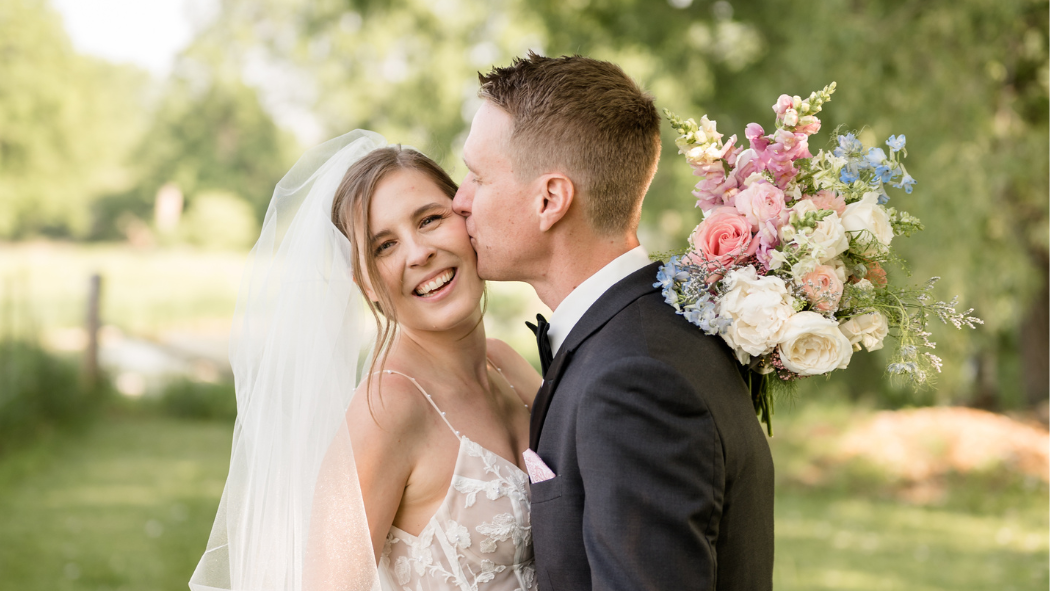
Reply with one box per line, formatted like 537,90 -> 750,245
1,0 -> 1047,589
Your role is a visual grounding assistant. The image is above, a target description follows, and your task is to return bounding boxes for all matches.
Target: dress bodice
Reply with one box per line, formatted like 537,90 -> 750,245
377,371 -> 536,591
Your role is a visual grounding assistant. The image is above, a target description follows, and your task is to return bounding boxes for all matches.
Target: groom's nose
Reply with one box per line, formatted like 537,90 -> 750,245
452,178 -> 473,218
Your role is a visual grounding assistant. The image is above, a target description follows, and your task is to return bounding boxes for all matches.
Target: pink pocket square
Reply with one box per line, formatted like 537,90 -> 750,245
523,449 -> 556,483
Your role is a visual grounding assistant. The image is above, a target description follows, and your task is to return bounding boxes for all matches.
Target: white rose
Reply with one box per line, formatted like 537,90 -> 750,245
841,192 -> 894,256
791,199 -> 850,262
719,266 -> 795,363
828,257 -> 848,283
777,311 -> 853,376
839,311 -> 889,352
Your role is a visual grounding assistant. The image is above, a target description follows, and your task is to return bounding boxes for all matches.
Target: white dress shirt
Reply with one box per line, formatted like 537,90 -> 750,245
546,246 -> 651,356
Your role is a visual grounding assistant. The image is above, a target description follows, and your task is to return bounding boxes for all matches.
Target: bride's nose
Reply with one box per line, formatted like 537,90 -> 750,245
405,235 -> 437,267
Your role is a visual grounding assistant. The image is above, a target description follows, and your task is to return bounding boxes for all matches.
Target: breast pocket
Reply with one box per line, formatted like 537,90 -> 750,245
529,475 -> 563,504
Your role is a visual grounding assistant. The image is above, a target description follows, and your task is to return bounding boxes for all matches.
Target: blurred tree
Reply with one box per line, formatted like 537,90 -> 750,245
184,0 -> 549,170
92,57 -> 297,238
0,0 -> 149,239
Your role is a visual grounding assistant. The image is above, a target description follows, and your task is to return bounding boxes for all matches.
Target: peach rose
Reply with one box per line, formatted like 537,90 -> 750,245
688,207 -> 760,273
800,265 -> 844,312
804,190 -> 847,217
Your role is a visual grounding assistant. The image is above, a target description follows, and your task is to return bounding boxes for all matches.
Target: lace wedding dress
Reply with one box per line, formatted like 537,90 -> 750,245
378,370 -> 537,591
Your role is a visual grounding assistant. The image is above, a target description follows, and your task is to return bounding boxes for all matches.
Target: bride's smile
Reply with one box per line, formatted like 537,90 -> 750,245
412,267 -> 456,298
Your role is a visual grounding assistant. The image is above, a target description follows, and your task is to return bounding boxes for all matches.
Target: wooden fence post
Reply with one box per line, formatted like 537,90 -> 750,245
84,274 -> 102,390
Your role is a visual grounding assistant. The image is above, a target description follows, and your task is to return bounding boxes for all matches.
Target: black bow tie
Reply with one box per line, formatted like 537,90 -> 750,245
525,313 -> 554,376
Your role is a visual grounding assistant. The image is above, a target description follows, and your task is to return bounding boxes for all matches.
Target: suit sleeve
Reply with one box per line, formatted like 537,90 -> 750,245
576,356 -> 724,591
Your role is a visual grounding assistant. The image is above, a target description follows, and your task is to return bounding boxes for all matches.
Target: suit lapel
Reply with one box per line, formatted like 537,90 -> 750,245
528,262 -> 662,450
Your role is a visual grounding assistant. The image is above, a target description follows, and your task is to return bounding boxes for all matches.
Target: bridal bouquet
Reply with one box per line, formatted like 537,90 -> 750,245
658,82 -> 982,434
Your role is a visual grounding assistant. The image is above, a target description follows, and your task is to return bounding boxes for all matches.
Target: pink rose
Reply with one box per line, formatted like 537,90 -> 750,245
735,181 -> 789,230
800,265 -> 844,312
688,207 -> 760,273
804,190 -> 847,217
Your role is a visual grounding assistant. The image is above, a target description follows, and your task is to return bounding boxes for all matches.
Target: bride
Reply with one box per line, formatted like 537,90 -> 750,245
190,131 -> 541,591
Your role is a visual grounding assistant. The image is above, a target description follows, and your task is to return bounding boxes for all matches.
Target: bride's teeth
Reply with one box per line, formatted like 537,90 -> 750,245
415,269 -> 454,296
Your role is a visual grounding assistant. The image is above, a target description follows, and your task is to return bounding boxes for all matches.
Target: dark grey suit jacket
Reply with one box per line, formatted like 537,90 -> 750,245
529,262 -> 774,591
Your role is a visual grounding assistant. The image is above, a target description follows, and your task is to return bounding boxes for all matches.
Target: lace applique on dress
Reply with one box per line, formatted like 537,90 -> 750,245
377,371 -> 536,591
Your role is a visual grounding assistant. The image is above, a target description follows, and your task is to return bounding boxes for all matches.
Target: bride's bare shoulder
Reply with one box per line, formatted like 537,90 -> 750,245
346,370 -> 432,441
486,338 -> 542,404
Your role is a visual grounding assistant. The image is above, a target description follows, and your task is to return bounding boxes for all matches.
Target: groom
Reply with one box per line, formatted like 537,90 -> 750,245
453,53 -> 774,590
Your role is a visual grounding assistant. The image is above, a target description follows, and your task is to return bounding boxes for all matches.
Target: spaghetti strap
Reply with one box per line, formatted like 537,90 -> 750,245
377,370 -> 461,439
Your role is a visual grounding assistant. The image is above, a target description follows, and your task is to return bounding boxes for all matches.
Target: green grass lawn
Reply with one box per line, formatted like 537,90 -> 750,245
0,415 -> 231,590
0,412 -> 1046,591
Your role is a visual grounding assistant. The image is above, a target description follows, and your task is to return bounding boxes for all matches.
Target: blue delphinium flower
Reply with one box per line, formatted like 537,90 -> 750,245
876,191 -> 890,205
840,167 -> 860,183
886,134 -> 906,152
865,147 -> 887,167
683,292 -> 726,335
834,133 -> 863,158
655,261 -> 682,311
893,173 -> 916,194
874,164 -> 896,184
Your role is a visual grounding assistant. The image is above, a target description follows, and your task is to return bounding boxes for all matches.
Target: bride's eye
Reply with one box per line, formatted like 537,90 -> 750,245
420,214 -> 444,228
374,240 -> 395,256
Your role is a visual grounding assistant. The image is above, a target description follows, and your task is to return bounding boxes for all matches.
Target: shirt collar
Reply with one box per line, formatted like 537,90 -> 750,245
547,245 -> 651,356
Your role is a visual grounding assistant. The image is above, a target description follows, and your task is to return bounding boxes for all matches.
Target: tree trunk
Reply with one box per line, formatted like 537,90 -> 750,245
1020,249 -> 1049,410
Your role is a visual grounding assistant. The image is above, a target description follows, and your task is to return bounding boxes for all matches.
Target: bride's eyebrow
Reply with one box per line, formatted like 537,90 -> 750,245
369,203 -> 448,243
413,202 -> 449,218
369,228 -> 393,245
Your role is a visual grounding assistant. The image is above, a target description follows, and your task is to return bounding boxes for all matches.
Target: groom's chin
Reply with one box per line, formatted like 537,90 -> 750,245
474,256 -> 508,282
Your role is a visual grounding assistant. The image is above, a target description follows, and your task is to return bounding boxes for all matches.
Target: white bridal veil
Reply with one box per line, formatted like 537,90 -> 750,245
190,130 -> 386,591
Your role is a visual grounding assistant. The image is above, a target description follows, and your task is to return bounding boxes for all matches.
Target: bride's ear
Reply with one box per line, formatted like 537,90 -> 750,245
537,174 -> 575,232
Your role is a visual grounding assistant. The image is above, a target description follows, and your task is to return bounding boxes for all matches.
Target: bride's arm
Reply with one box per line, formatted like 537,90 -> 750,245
345,374 -> 429,562
486,338 -> 542,405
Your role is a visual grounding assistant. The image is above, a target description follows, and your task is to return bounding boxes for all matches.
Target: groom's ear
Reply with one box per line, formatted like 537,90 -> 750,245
537,174 -> 575,233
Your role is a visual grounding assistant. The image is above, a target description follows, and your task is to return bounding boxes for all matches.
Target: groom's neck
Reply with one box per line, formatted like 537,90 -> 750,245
530,233 -> 640,312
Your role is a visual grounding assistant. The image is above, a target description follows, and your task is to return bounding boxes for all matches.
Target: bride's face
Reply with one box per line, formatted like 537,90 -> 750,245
365,168 -> 484,333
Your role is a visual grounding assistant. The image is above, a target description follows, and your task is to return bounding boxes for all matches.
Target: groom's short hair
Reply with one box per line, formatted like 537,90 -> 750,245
478,52 -> 661,235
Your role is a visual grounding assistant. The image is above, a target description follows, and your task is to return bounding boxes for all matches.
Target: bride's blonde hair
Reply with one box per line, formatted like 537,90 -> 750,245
331,145 -> 459,403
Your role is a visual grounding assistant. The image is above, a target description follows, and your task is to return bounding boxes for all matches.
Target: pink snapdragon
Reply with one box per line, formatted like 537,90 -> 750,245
795,115 -> 821,135
773,94 -> 798,117
746,123 -> 769,151
754,220 -> 781,271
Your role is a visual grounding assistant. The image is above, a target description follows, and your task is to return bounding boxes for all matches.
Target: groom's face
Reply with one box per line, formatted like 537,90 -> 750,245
454,101 -> 539,281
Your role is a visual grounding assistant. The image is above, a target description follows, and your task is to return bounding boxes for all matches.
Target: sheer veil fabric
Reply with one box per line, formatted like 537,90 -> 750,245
190,131 -> 387,591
